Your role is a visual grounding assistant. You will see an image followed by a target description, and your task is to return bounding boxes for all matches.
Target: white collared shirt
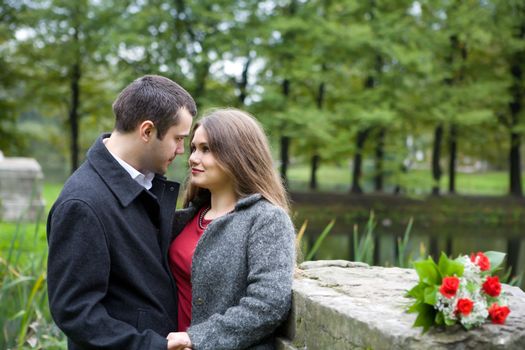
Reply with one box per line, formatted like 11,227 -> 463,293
106,149 -> 155,190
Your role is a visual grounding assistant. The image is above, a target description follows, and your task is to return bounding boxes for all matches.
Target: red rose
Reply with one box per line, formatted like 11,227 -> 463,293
488,303 -> 510,324
483,276 -> 501,297
470,252 -> 490,271
456,298 -> 474,316
439,276 -> 460,298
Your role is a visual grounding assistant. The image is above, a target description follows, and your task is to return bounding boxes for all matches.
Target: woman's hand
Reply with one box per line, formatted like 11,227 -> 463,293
166,332 -> 192,350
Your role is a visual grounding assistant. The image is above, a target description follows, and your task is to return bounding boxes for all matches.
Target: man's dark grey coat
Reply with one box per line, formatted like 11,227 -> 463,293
47,134 -> 179,350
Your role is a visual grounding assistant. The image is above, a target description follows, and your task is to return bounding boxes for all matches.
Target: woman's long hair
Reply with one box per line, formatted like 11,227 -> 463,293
183,108 -> 290,213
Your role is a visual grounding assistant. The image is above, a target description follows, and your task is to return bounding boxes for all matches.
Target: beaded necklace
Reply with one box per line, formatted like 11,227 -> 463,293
198,206 -> 211,230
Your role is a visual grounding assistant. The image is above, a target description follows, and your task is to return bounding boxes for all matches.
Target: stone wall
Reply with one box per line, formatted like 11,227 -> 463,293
0,153 -> 45,221
277,260 -> 525,350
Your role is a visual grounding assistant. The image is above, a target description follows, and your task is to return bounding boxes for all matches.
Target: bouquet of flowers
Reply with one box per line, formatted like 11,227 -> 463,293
407,251 -> 511,332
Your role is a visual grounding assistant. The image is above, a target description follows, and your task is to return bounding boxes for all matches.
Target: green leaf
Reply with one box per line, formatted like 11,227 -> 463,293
305,219 -> 335,261
414,257 -> 441,285
435,312 -> 444,326
485,251 -> 506,273
438,252 -> 464,278
424,286 -> 438,305
466,281 -> 478,294
412,303 -> 436,333
444,315 -> 456,326
407,300 -> 422,314
406,283 -> 424,299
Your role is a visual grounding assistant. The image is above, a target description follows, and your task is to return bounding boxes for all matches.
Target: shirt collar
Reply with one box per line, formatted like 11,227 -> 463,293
105,142 -> 155,190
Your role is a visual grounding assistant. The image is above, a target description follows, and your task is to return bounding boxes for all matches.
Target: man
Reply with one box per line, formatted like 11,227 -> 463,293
47,75 -> 197,349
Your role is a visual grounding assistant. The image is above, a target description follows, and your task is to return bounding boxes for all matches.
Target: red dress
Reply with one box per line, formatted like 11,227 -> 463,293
169,207 -> 210,332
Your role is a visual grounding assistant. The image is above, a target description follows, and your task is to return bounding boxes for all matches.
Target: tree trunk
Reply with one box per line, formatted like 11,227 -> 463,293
432,124 -> 444,195
280,136 -> 290,189
448,123 -> 458,194
446,34 -> 466,194
374,128 -> 385,192
280,79 -> 291,188
309,80 -> 325,191
353,50 -> 381,194
429,237 -> 439,261
69,61 -> 81,174
506,238 -> 521,279
509,52 -> 523,196
309,155 -> 320,190
509,129 -> 522,196
193,60 -> 210,109
351,128 -> 371,194
237,57 -> 251,105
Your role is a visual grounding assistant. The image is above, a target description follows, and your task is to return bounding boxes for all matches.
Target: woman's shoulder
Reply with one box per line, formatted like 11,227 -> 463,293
238,194 -> 284,214
241,196 -> 292,227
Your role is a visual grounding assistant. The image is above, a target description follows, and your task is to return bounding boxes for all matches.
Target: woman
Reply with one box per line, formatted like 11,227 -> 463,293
167,108 -> 295,350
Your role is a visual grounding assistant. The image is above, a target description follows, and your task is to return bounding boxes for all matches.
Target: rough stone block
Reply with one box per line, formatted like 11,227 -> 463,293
0,155 -> 45,221
276,260 -> 525,349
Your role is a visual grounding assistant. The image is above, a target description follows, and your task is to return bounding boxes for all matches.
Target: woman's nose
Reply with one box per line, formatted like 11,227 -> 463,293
189,152 -> 199,165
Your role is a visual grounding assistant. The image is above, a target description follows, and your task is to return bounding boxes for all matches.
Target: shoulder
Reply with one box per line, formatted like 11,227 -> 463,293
248,198 -> 289,220
53,163 -> 107,209
241,198 -> 294,234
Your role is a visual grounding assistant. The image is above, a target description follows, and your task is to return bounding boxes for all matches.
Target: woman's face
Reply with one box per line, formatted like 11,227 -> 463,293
188,126 -> 234,193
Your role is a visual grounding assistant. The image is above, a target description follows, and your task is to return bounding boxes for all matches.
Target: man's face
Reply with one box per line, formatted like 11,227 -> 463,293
144,108 -> 193,175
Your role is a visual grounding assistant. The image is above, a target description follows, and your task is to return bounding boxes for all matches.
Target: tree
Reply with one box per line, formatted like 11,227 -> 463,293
0,1 -> 28,154
495,0 -> 525,197
14,0 -> 125,173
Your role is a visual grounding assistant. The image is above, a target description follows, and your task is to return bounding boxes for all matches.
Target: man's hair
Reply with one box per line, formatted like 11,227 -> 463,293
112,75 -> 197,139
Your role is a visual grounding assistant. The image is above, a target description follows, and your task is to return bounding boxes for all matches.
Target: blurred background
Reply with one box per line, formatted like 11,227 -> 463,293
1,0 -> 525,348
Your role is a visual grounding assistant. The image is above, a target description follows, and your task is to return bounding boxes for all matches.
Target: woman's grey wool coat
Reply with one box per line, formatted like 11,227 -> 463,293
172,194 -> 295,350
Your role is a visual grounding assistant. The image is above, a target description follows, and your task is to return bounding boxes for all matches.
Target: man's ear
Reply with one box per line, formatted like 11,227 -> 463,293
139,120 -> 155,142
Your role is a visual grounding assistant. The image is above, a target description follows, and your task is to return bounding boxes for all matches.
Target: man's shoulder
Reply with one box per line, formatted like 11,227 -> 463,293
56,163 -> 109,205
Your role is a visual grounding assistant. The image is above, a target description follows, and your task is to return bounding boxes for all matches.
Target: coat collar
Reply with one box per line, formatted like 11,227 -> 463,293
87,133 -> 164,207
234,193 -> 263,210
173,193 -> 264,239
189,193 -> 263,212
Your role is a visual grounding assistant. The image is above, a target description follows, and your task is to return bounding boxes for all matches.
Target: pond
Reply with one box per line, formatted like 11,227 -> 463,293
291,192 -> 525,290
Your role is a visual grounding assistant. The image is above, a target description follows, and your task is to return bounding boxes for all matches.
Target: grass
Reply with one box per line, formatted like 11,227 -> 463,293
287,164 -> 521,195
1,183 -> 64,349
0,171 -> 522,347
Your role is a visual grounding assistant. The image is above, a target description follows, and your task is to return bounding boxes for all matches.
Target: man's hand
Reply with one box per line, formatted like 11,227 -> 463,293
166,332 -> 192,350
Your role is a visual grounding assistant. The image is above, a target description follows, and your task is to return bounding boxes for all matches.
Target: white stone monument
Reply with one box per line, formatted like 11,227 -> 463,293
0,152 -> 45,221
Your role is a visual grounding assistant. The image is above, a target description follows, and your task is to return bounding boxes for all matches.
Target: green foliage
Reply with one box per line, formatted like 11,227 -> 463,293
396,217 -> 413,267
1,215 -> 65,349
1,0 -> 524,195
407,251 -> 506,332
305,219 -> 336,261
501,266 -> 524,287
352,211 -> 376,265
483,251 -> 506,274
295,219 -> 336,262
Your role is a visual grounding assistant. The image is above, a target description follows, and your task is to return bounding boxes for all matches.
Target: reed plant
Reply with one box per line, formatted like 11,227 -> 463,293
0,206 -> 65,349
297,210 -> 417,268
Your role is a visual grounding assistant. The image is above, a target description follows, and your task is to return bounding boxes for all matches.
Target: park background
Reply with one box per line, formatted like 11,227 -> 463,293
1,0 -> 525,348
